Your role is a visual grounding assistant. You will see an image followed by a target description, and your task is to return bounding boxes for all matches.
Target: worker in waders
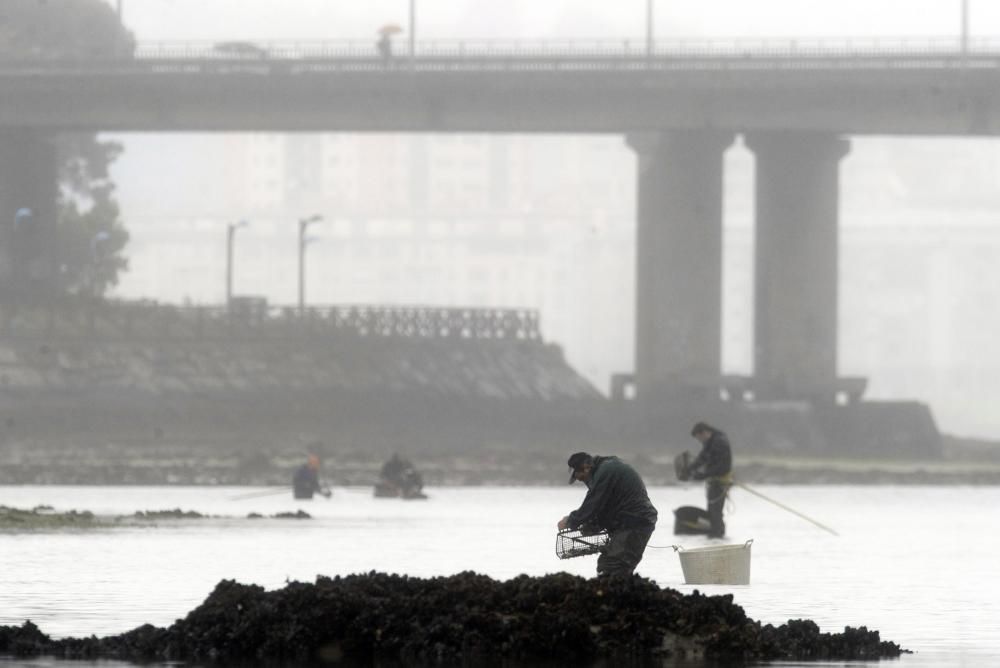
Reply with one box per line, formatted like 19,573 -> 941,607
292,454 -> 331,500
688,422 -> 733,538
558,452 -> 658,576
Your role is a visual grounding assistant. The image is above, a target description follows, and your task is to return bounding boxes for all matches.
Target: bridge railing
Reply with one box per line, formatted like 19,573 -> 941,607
1,300 -> 542,342
3,36 -> 999,61
128,37 -> 1000,61
5,36 -> 1000,73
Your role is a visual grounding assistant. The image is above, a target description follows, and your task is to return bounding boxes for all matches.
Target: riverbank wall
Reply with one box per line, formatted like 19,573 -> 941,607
0,301 -> 959,485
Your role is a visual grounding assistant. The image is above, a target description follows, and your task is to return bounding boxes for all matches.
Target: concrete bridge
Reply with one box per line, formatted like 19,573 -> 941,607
1,39 -> 992,433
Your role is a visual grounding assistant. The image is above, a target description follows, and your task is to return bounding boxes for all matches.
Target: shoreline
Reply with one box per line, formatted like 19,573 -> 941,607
2,434 -> 998,487
2,451 -> 1000,488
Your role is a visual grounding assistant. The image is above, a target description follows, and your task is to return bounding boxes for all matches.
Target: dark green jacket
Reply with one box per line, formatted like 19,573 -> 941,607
567,456 -> 658,531
691,430 -> 732,479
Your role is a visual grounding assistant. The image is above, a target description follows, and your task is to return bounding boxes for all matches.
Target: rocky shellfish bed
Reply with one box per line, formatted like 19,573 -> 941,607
0,571 -> 906,666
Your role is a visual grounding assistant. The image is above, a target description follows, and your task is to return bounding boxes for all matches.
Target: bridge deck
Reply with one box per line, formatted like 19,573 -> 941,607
2,39 -> 1000,134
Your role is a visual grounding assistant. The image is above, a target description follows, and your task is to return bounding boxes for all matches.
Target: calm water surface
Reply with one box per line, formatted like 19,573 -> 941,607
0,484 -> 997,667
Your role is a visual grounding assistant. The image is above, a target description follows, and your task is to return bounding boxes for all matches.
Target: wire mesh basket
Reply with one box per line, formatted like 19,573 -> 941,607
556,527 -> 609,559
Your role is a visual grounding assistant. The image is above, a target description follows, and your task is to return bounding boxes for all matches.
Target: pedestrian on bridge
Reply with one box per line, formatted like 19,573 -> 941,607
376,24 -> 401,68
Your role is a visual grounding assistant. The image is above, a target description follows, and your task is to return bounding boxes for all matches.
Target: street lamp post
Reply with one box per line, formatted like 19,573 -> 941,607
961,0 -> 970,55
409,0 -> 416,60
226,220 -> 249,310
646,0 -> 655,58
115,0 -> 125,58
298,214 -> 323,315
8,208 -> 33,303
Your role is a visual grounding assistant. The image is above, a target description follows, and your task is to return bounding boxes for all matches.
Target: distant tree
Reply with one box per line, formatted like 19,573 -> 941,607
0,0 -> 135,296
0,0 -> 134,60
54,135 -> 130,296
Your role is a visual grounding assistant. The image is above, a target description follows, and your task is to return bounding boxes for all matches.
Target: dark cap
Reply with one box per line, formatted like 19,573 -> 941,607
567,452 -> 592,484
690,421 -> 714,437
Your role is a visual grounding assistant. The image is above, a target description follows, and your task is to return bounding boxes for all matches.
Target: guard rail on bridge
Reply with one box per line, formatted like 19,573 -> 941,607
3,37 -> 1000,74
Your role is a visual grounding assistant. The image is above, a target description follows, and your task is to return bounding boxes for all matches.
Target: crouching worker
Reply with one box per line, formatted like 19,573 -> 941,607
292,454 -> 332,500
558,452 -> 658,576
375,453 -> 426,499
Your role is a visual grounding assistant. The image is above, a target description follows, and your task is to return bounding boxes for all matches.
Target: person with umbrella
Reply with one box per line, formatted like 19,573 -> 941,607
376,24 -> 402,67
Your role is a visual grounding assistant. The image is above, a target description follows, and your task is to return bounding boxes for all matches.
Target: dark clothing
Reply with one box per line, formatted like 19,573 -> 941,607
690,430 -> 732,479
380,455 -> 410,482
566,456 -> 658,575
597,525 -> 655,576
690,430 -> 733,538
292,465 -> 322,499
566,456 -> 658,531
706,479 -> 729,538
379,455 -> 423,496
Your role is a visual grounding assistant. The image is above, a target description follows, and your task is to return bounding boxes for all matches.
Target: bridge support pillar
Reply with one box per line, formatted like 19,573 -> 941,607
0,129 -> 58,306
745,131 -> 850,402
627,130 -> 734,408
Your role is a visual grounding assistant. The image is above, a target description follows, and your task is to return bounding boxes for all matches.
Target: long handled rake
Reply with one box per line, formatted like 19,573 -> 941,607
734,481 -> 839,536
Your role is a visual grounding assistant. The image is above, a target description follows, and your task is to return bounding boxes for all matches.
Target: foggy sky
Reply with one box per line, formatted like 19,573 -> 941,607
112,0 -> 990,43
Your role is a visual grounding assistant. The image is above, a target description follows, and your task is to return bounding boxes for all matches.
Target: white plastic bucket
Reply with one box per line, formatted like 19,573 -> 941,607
673,539 -> 752,585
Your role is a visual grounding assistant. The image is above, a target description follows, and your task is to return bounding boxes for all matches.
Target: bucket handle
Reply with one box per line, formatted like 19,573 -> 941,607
671,539 -> 753,552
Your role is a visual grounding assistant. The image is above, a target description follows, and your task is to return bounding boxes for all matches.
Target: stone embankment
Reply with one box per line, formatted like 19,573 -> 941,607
2,302 -> 997,485
0,573 -> 906,666
0,304 -> 612,461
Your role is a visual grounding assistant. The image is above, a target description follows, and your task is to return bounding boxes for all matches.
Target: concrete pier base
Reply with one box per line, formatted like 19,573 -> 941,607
745,131 -> 850,402
627,130 -> 734,409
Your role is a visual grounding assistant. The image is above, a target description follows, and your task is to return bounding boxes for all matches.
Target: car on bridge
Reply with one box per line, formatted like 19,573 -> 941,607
212,41 -> 269,59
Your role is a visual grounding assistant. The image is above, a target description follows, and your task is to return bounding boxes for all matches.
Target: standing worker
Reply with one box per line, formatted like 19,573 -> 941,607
558,452 -> 658,576
688,422 -> 733,538
292,454 -> 331,500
